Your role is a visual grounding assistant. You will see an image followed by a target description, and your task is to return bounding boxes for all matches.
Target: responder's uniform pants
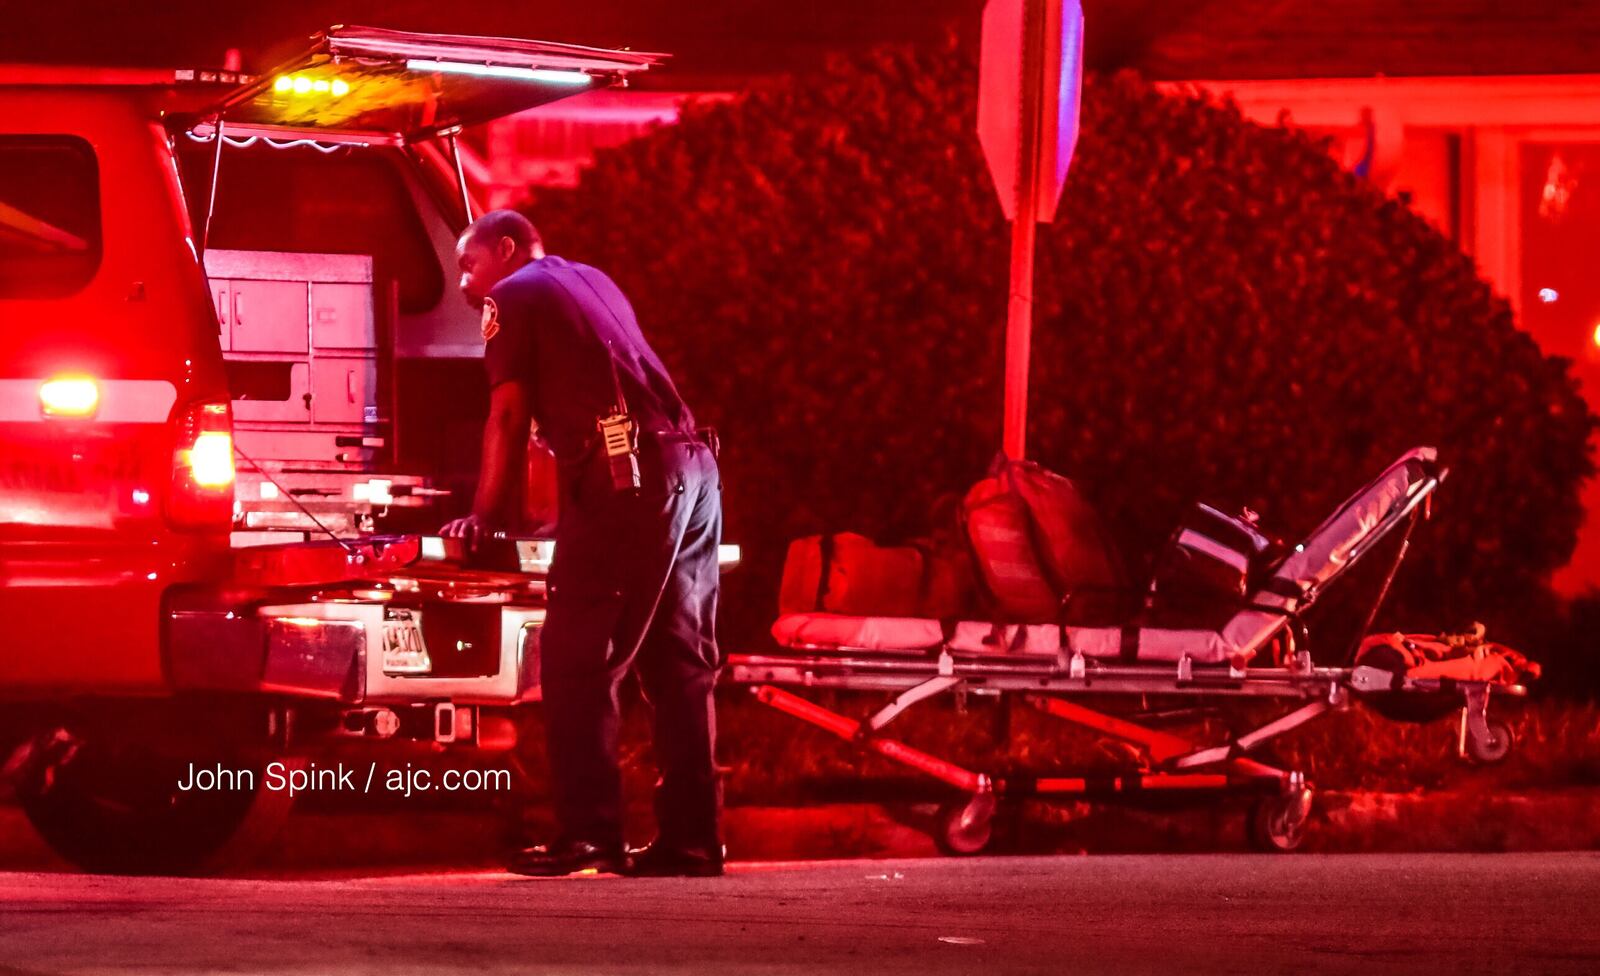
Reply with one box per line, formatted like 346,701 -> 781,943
538,431 -> 722,851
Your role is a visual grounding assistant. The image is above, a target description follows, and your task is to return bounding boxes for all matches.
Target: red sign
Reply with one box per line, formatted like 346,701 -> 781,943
977,0 -> 1084,224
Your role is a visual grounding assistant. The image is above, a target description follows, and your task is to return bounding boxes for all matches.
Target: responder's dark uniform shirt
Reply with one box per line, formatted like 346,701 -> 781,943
481,255 -> 693,465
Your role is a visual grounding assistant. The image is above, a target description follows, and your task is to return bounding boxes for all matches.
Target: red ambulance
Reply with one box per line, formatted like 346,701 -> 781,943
0,26 -> 673,873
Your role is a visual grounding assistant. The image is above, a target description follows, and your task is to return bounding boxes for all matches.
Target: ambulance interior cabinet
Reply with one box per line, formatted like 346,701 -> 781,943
203,249 -> 382,469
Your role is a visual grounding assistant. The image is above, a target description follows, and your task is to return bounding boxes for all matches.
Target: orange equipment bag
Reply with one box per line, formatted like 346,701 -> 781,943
778,532 -> 974,620
1357,624 -> 1540,685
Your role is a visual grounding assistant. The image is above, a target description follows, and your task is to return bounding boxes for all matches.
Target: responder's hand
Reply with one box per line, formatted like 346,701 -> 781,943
440,513 -> 492,549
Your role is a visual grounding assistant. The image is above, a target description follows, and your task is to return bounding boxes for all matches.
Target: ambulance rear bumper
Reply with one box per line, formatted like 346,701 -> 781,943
165,593 -> 544,705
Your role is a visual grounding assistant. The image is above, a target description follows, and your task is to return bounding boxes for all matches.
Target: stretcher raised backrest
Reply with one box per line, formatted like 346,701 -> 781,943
1217,447 -> 1443,662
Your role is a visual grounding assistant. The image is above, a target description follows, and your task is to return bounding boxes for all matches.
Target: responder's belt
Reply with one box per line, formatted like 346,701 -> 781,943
647,427 -> 720,459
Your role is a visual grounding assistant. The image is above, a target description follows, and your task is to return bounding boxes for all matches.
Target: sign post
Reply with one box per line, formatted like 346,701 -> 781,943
977,0 -> 1083,459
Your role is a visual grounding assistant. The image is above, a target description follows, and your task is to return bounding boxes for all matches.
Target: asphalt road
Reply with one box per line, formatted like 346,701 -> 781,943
1,853 -> 1597,975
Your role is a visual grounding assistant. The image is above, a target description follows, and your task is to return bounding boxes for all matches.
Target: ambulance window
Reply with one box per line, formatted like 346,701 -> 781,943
181,144 -> 443,313
0,136 -> 101,298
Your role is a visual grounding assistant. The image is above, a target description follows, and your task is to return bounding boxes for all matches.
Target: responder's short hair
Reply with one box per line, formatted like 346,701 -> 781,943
466,209 -> 542,254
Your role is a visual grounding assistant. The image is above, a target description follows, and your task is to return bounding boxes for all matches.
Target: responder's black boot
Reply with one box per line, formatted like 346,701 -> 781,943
624,841 -> 725,878
506,839 -> 627,877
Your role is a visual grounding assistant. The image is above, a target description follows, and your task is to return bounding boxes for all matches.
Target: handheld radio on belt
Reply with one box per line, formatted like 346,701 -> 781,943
598,343 -> 641,493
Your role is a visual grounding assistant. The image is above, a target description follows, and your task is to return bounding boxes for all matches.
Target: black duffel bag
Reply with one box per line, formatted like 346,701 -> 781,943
1145,503 -> 1277,627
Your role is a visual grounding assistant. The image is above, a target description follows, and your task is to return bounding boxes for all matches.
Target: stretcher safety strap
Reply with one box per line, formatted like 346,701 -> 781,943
1119,625 -> 1141,662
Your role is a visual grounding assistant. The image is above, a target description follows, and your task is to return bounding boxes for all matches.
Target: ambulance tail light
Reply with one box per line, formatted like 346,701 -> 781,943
167,401 -> 235,529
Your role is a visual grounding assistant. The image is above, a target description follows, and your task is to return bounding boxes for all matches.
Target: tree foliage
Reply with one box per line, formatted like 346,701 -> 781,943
526,40 -> 1595,649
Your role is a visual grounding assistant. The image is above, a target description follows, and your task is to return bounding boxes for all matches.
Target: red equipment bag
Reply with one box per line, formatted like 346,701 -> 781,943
961,459 -> 1125,623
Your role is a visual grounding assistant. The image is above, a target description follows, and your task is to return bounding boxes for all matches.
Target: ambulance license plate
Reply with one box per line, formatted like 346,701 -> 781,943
381,613 -> 431,675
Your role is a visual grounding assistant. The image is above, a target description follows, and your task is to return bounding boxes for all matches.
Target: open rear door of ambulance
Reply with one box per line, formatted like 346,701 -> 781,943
189,25 -> 663,144
163,26 -> 665,594
185,24 -> 666,210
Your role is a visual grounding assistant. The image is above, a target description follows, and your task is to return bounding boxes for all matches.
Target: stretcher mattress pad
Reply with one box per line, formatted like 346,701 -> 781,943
771,613 -> 1245,665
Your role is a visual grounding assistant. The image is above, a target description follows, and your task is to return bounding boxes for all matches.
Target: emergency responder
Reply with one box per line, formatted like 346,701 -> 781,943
441,210 -> 724,878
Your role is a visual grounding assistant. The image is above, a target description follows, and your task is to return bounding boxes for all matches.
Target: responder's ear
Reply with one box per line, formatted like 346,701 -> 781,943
495,234 -> 519,263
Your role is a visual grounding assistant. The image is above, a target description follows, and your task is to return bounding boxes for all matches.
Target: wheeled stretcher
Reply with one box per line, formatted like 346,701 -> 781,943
728,448 -> 1531,853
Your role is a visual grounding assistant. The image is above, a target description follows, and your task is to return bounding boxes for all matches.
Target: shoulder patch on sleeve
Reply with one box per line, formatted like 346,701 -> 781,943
480,296 -> 500,341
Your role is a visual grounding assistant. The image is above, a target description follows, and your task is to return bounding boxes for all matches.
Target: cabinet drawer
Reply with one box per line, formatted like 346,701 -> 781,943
229,279 -> 308,354
311,358 -> 377,425
310,282 -> 374,350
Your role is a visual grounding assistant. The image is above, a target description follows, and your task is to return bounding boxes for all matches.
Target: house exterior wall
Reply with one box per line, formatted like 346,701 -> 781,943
1182,75 -> 1600,593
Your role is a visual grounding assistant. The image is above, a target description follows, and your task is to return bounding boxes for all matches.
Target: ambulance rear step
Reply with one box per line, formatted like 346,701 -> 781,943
167,591 -> 545,707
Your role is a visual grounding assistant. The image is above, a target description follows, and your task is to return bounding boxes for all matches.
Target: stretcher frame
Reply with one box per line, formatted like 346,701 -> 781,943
727,450 -> 1528,853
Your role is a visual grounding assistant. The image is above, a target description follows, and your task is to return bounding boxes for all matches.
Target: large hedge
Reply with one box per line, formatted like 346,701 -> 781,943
526,40 -> 1595,652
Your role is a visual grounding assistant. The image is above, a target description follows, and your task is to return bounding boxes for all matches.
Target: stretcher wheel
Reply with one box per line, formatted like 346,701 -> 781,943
1466,719 -> 1515,765
1248,787 -> 1313,853
935,793 -> 997,856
